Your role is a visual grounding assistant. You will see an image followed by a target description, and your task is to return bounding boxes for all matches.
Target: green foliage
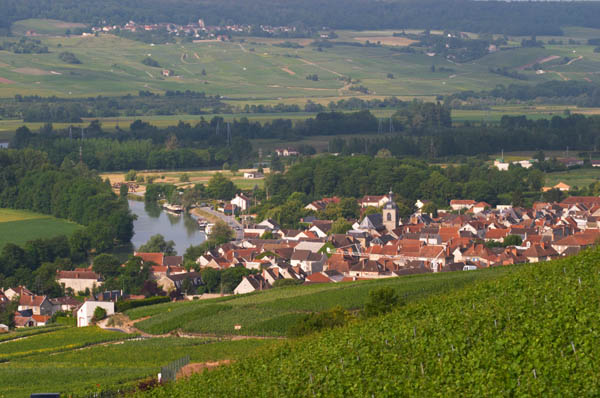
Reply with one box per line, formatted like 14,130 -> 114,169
126,267 -> 512,337
207,173 -> 237,200
504,234 -> 523,247
330,218 -> 352,235
210,221 -> 234,245
138,234 -> 177,256
287,306 -> 351,338
92,306 -> 107,323
363,286 -> 400,317
137,248 -> 600,397
58,51 -> 81,64
179,173 -> 190,182
141,56 -> 160,68
272,278 -> 303,288
125,169 -> 137,181
115,296 -> 170,312
92,253 -> 121,278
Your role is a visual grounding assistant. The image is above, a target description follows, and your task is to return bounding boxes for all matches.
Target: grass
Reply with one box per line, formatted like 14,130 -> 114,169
100,169 -> 265,191
10,19 -> 87,36
137,247 -> 600,397
0,208 -> 82,249
0,331 -> 272,398
128,266 -> 515,337
544,168 -> 600,188
1,24 -> 599,101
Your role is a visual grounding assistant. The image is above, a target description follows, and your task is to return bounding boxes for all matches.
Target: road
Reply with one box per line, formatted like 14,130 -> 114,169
200,206 -> 244,241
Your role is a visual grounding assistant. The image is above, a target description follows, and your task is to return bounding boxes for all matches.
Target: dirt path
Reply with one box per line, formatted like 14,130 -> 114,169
194,52 -> 201,60
238,43 -> 248,53
281,67 -> 295,75
177,360 -> 232,379
180,52 -> 189,64
517,55 -> 560,71
566,55 -> 583,65
299,57 -> 342,77
552,71 -> 569,81
145,71 -> 153,78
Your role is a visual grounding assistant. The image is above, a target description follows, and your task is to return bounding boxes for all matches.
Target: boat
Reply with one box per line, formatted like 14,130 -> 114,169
205,223 -> 215,235
162,203 -> 184,213
197,219 -> 209,229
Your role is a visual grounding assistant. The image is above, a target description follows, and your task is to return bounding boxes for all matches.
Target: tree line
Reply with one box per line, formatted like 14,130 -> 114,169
0,149 -> 135,293
4,0 -> 600,36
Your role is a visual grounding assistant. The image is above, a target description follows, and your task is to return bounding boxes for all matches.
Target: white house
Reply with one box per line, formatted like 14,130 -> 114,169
57,269 -> 103,293
77,301 -> 115,327
231,193 -> 251,212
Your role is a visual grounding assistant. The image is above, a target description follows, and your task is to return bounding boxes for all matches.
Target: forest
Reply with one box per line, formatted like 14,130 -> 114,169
0,149 -> 135,293
3,0 -> 600,36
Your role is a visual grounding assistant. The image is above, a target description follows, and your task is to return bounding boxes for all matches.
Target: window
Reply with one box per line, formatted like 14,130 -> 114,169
387,213 -> 392,221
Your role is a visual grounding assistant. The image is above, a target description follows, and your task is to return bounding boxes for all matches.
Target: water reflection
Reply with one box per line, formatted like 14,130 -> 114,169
129,200 -> 206,255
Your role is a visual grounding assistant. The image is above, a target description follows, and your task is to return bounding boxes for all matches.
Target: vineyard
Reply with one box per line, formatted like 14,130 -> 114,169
0,330 -> 271,397
137,247 -> 600,397
128,267 -> 512,336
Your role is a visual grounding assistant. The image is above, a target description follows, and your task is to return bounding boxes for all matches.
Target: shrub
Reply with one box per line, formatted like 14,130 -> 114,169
92,306 -> 107,323
287,306 -> 351,337
58,51 -> 81,64
142,57 -> 160,67
116,296 -> 170,312
364,286 -> 400,317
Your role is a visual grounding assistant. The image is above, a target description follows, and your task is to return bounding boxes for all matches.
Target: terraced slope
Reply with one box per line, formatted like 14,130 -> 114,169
139,248 -> 600,397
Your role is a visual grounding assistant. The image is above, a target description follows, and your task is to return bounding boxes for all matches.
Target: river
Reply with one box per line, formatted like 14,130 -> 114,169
128,200 -> 206,256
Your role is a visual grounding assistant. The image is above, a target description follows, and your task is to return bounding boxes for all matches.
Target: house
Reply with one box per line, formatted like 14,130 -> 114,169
233,274 -> 271,294
415,199 -> 431,211
450,200 -> 476,211
275,148 -> 299,157
542,182 -> 571,192
134,252 -> 164,266
157,272 -> 203,292
162,69 -> 173,77
4,286 -> 33,301
18,294 -> 54,316
304,197 -> 341,212
57,270 -> 103,293
243,171 -> 264,179
231,193 -> 252,212
223,203 -> 237,216
50,296 -> 82,312
357,214 -> 383,231
358,195 -> 390,209
471,202 -> 492,214
523,244 -> 558,263
77,301 -> 115,327
290,250 -> 327,274
14,314 -> 50,328
0,324 -> 8,333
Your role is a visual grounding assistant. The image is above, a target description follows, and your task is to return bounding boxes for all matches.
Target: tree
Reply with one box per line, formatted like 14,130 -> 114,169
364,287 -> 400,317
92,253 -> 121,278
331,218 -> 352,235
207,173 -> 237,200
138,234 -> 177,255
119,183 -> 128,198
210,221 -> 235,244
179,173 -> 190,182
421,202 -> 438,217
125,170 -> 137,181
503,234 -> 523,247
200,267 -> 220,293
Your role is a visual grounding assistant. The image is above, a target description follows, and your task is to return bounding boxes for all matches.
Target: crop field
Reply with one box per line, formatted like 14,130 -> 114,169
0,328 -> 272,398
545,168 -> 600,188
10,19 -> 87,36
128,266 -> 514,336
101,169 -> 265,192
2,22 -> 600,101
139,247 -> 600,397
0,208 -> 82,249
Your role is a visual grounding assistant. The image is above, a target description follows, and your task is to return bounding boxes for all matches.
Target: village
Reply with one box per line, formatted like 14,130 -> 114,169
3,188 -> 600,331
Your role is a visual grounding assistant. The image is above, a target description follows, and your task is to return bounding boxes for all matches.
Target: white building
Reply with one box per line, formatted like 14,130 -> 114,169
77,301 -> 115,327
231,193 -> 251,212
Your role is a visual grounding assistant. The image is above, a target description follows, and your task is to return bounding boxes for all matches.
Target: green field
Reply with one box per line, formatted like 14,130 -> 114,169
139,247 -> 600,397
2,23 -> 600,101
10,19 -> 87,36
0,208 -> 82,248
127,266 -> 513,336
545,168 -> 600,188
0,326 -> 271,398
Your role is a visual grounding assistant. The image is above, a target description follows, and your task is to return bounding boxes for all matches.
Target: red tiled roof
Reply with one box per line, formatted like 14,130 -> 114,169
57,270 -> 100,280
134,252 -> 164,266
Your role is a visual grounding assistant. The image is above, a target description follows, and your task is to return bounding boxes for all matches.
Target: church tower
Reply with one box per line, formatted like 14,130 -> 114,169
382,190 -> 398,232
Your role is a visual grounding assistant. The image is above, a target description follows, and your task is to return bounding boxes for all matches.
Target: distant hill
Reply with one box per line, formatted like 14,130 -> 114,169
139,247 -> 600,396
3,0 -> 600,36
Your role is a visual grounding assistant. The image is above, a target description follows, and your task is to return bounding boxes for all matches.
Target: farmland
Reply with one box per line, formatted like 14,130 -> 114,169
544,168 -> 600,188
0,327 -> 271,398
0,208 -> 82,249
138,247 -> 600,397
1,23 -> 600,102
100,169 -> 266,192
127,266 -> 514,336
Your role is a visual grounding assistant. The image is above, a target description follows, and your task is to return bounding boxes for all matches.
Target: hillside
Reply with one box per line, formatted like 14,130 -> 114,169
138,247 -> 600,397
126,266 -> 512,336
1,29 -> 600,99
